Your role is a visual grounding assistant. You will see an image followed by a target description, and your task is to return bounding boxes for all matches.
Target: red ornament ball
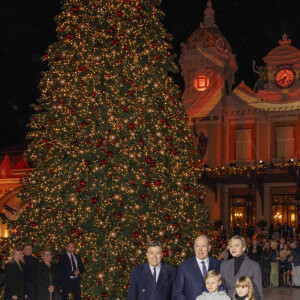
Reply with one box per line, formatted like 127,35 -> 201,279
132,231 -> 140,238
116,10 -> 123,17
128,123 -> 135,130
164,215 -> 171,221
91,197 -> 98,204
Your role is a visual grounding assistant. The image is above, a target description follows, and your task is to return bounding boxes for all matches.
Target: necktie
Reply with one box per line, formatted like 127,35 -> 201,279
201,261 -> 207,276
70,254 -> 76,272
153,267 -> 156,282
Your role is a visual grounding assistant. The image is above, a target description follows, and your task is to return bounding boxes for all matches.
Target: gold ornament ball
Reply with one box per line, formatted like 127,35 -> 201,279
109,134 -> 116,141
108,266 -> 114,272
109,230 -> 117,238
121,217 -> 126,222
95,271 -> 105,280
85,206 -> 91,212
181,251 -> 187,257
136,249 -> 142,256
113,194 -> 121,200
158,230 -> 165,237
68,194 -> 77,202
129,188 -> 135,194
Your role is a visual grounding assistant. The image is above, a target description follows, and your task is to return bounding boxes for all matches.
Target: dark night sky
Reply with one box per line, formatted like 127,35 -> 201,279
0,0 -> 299,149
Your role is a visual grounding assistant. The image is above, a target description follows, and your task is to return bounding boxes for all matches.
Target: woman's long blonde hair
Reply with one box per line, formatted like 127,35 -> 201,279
8,249 -> 24,264
234,276 -> 256,300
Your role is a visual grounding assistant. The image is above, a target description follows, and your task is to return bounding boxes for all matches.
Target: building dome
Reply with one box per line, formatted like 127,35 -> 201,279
264,33 -> 300,66
185,25 -> 233,53
184,0 -> 233,53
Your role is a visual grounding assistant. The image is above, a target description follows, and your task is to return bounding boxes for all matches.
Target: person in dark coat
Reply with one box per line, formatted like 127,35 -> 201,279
128,241 -> 176,300
172,235 -> 223,300
269,223 -> 274,239
282,223 -> 289,240
4,249 -> 28,300
261,241 -> 271,288
276,222 -> 282,237
59,242 -> 85,300
23,244 -> 37,300
290,241 -> 300,287
248,239 -> 262,263
219,225 -> 227,242
36,250 -> 60,300
0,244 -> 5,288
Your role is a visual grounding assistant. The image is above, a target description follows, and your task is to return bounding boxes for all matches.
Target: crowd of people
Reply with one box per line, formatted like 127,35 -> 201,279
216,227 -> 300,289
1,230 -> 299,300
0,242 -> 84,300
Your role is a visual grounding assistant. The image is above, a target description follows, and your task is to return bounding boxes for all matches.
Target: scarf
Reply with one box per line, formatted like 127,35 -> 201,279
233,253 -> 245,276
234,294 -> 248,300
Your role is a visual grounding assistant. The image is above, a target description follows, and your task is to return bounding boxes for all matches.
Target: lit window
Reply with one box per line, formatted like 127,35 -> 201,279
276,126 -> 294,159
194,75 -> 209,91
235,129 -> 252,161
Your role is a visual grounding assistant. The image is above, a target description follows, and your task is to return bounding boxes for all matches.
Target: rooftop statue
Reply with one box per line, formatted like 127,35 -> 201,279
252,60 -> 268,93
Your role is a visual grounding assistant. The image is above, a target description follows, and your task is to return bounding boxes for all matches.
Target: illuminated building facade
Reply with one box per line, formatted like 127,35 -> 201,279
180,1 -> 300,234
0,145 -> 32,237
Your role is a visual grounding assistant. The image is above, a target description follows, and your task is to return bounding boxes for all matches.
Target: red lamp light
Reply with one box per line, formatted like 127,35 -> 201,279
194,75 -> 209,91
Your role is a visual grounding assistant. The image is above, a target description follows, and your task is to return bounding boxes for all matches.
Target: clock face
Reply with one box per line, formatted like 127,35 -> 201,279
275,69 -> 295,88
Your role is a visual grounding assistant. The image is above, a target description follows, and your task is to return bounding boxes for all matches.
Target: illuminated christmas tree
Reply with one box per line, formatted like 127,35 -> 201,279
7,0 -> 211,298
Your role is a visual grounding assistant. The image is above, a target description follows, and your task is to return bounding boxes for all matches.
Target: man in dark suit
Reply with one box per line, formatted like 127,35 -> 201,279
59,242 -> 85,300
173,235 -> 222,300
23,244 -> 37,300
128,241 -> 176,300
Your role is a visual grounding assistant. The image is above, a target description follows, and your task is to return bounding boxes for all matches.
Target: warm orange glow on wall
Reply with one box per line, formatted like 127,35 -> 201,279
194,75 -> 209,91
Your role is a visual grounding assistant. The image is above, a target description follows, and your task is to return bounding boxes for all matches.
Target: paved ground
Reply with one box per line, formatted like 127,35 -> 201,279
263,287 -> 300,299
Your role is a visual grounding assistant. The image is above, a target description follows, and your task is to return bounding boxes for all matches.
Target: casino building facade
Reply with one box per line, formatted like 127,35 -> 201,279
180,1 -> 300,235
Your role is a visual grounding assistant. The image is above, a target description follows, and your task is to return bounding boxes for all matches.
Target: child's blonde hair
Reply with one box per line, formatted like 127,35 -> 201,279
204,270 -> 222,282
234,276 -> 256,300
